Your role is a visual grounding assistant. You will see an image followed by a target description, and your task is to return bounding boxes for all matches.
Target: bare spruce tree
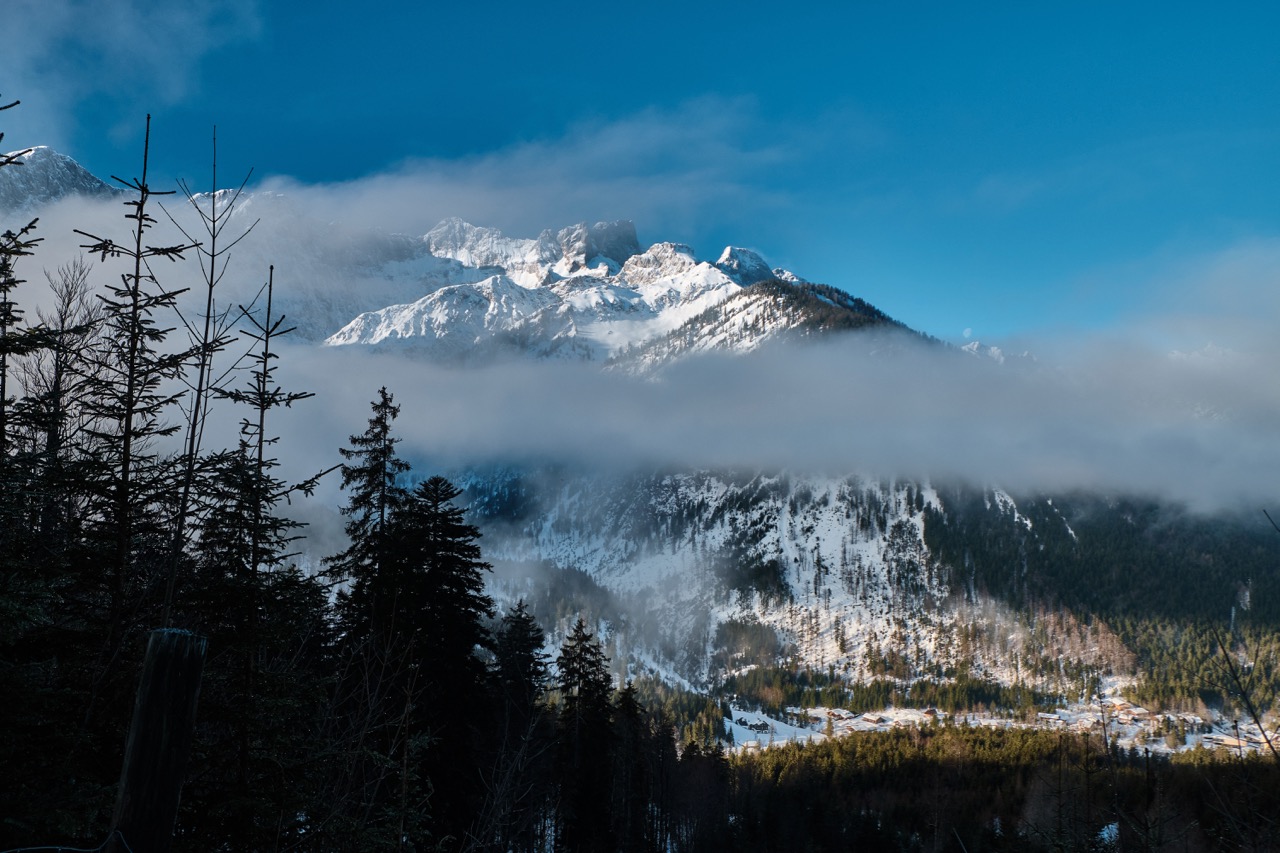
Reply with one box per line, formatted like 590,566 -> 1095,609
159,127 -> 259,623
178,266 -> 333,850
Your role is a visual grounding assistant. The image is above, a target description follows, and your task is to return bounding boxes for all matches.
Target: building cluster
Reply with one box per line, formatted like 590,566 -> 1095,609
726,696 -> 1279,758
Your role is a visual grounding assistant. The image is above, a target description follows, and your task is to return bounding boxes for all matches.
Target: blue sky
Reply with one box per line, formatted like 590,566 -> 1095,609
4,0 -> 1279,343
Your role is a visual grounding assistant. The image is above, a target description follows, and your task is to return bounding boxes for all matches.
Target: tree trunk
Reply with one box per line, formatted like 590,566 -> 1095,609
110,629 -> 207,853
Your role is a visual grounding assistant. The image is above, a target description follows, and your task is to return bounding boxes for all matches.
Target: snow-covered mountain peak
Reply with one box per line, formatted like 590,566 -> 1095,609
422,217 -> 644,288
0,145 -> 118,211
325,273 -> 559,351
318,220 -> 914,367
617,242 -> 742,327
618,241 -> 698,282
3,147 -> 915,369
960,340 -> 1038,367
8,145 -> 48,164
547,220 -> 641,274
715,246 -> 775,285
424,217 -> 547,274
609,280 -> 915,373
961,340 -> 1005,363
617,242 -> 737,301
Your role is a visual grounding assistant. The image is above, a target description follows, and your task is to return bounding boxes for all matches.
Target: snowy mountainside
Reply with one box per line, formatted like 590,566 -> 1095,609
463,468 -> 1130,691
0,146 -> 119,212
324,232 -> 791,362
324,274 -> 563,358
7,146 -> 1255,711
607,280 -> 920,373
424,217 -> 641,284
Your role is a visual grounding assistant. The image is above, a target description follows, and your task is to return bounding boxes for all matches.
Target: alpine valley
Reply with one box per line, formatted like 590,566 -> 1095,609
4,146 -> 1278,723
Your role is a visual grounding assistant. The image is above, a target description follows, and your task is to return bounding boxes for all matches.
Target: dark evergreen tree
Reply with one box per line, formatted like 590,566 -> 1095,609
612,681 -> 650,852
5,263 -> 107,844
395,474 -> 495,849
0,105 -> 200,850
0,99 -> 46,632
158,128 -> 255,625
0,93 -> 77,849
0,216 -> 40,459
318,388 -> 422,849
480,600 -> 553,853
494,600 -> 550,727
175,267 -> 332,850
77,115 -> 195,604
322,394 -> 498,850
51,121 -> 201,839
555,618 -> 615,853
326,386 -> 409,639
0,98 -> 47,649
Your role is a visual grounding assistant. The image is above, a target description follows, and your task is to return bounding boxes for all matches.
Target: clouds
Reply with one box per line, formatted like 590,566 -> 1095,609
12,154 -> 1278,519
1,0 -> 261,150
6,0 -> 1279,354
256,96 -> 880,255
5,72 -> 1277,518
262,320 -> 1280,516
1148,238 -> 1280,348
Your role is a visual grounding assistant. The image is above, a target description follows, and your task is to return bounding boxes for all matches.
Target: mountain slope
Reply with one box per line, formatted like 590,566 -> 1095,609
11,147 -> 1260,713
0,146 -> 118,211
609,280 -> 918,372
464,467 -> 1136,693
322,235 -> 805,363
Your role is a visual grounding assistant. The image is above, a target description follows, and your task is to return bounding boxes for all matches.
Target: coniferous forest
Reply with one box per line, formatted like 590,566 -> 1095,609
3,102 -> 1280,852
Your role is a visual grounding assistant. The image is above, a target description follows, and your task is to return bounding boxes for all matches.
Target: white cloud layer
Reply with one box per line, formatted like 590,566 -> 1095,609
7,124 -> 1279,519
257,317 -> 1280,516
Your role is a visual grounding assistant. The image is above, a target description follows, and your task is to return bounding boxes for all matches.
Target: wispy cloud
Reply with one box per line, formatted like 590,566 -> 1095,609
1,0 -> 261,150
258,96 -> 881,250
962,129 -> 1278,216
1145,237 -> 1280,346
12,107 -> 1278,518
261,313 -> 1280,516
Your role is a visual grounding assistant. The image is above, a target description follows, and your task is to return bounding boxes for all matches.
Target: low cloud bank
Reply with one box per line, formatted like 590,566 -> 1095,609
265,327 -> 1280,515
9,150 -> 1280,519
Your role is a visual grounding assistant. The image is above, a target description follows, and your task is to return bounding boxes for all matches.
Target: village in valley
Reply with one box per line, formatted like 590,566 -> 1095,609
726,693 -> 1277,759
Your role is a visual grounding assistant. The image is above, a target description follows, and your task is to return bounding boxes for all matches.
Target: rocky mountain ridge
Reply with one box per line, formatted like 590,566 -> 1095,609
322,222 -> 819,364
0,146 -> 119,211
6,147 -> 922,368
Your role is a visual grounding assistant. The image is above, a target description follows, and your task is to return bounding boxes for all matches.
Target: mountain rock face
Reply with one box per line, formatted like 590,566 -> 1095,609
464,468 -> 1133,691
608,280 -> 917,373
421,218 -> 642,284
715,246 -> 775,285
325,223 -> 811,363
0,146 -> 118,211
555,219 -> 641,271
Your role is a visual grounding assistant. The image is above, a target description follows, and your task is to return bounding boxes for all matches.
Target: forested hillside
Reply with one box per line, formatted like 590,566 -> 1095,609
924,488 -> 1280,710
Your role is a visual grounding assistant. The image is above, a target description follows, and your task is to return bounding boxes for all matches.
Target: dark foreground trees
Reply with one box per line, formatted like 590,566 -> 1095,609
320,390 -> 499,849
